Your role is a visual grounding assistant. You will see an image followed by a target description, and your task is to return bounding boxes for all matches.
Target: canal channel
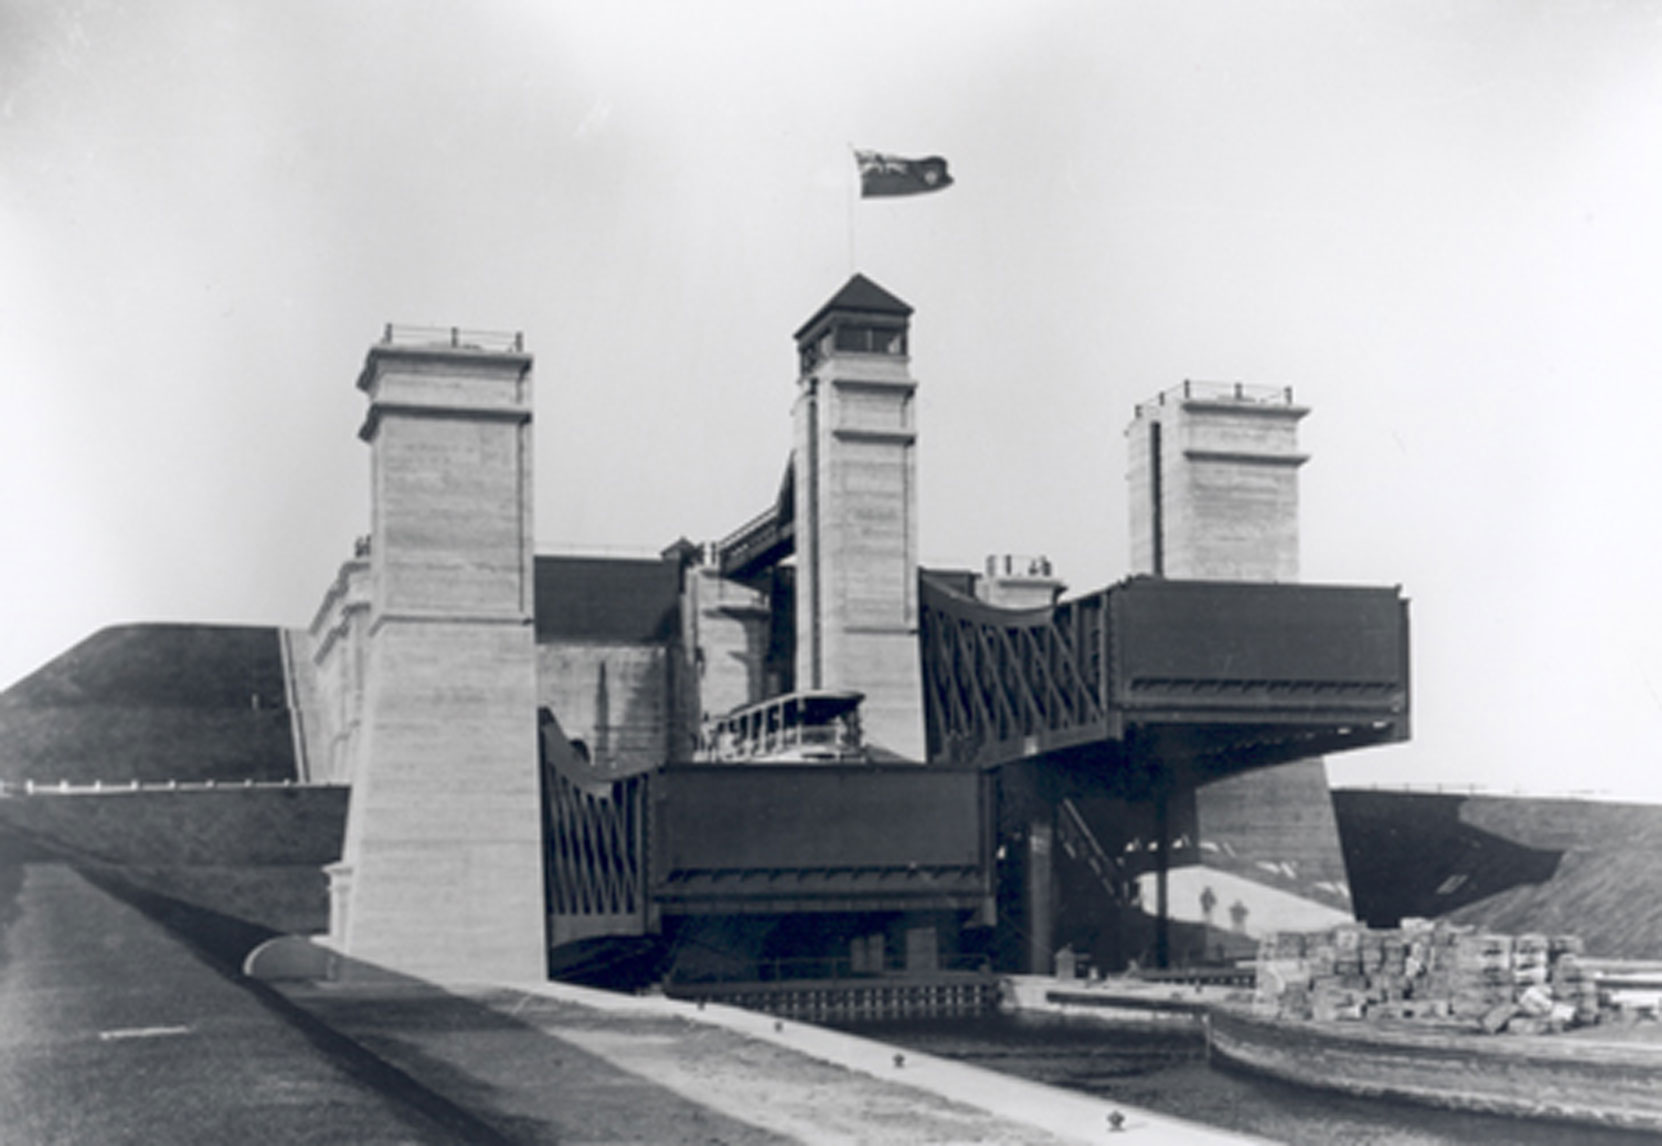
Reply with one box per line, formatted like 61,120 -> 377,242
836,1011 -> 1662,1145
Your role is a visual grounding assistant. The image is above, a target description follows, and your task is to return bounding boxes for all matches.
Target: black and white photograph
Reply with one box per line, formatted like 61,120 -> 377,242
3,2 -> 1662,1142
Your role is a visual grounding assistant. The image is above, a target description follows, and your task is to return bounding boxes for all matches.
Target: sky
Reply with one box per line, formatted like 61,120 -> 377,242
4,1 -> 1662,800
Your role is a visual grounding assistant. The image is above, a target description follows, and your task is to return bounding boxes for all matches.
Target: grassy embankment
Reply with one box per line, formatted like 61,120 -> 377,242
0,623 -> 344,937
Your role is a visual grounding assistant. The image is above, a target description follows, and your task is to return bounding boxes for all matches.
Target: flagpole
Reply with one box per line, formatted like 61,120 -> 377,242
847,143 -> 857,274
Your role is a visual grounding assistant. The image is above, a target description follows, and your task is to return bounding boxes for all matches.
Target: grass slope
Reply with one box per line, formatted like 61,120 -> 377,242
0,623 -> 296,784
1334,789 -> 1662,959
1446,796 -> 1662,958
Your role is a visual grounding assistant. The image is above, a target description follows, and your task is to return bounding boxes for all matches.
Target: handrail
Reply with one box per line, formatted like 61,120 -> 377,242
716,505 -> 793,577
672,952 -> 994,985
0,778 -> 347,797
700,718 -> 862,763
719,504 -> 781,553
1332,782 -> 1629,801
1136,379 -> 1295,414
1059,798 -> 1121,889
379,324 -> 524,354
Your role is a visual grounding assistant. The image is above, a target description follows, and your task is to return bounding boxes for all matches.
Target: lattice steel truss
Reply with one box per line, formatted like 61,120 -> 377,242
919,573 -> 1410,774
543,761 -> 647,923
920,576 -> 1115,769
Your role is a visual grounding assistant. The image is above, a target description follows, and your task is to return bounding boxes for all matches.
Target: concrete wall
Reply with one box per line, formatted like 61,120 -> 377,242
280,628 -> 324,784
339,620 -> 544,979
537,641 -> 680,774
794,350 -> 924,760
681,565 -> 769,726
300,557 -> 371,785
0,785 -> 347,867
1194,762 -> 1353,910
0,785 -> 349,935
368,412 -> 534,618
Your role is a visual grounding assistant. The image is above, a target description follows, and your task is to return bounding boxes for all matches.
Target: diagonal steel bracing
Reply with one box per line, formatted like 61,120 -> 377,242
919,573 -> 1409,780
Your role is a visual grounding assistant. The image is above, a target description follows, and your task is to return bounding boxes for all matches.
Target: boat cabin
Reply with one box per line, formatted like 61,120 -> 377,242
696,690 -> 865,764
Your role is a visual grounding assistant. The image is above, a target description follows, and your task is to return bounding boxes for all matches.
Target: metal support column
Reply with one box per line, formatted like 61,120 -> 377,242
1026,814 -> 1054,976
1154,783 -> 1170,970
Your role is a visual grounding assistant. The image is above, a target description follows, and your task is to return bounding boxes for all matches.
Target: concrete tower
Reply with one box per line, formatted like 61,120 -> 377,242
329,328 -> 546,982
1127,381 -> 1308,581
1125,380 -> 1353,934
792,275 -> 924,761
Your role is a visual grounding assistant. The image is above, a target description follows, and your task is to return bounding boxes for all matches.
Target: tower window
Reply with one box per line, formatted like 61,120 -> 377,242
833,324 -> 906,355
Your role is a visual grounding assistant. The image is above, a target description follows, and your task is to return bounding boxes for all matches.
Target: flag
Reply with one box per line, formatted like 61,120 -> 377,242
855,150 -> 953,198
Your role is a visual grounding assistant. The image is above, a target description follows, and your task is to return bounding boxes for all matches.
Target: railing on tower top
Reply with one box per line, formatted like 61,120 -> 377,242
1136,379 -> 1295,415
379,324 -> 525,354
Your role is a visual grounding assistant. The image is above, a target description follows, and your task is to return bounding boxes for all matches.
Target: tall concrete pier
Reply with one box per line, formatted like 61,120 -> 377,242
1126,381 -> 1352,939
329,328 -> 546,982
1127,380 -> 1308,582
791,276 -> 925,760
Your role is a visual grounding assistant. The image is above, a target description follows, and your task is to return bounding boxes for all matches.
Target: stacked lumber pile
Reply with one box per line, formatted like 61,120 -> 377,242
1254,922 -> 1604,1034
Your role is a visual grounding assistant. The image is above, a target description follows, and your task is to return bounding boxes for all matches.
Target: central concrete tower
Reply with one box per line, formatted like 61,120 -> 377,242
792,275 -> 925,761
329,328 -> 546,982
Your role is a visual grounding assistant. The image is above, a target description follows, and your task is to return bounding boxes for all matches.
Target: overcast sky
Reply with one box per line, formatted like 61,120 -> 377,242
4,1 -> 1662,799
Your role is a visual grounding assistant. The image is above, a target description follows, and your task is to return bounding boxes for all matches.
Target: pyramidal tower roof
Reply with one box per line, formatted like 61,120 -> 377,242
794,273 -> 912,343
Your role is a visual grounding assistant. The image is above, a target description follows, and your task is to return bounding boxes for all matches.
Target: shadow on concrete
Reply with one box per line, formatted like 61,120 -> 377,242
1333,790 -> 1564,927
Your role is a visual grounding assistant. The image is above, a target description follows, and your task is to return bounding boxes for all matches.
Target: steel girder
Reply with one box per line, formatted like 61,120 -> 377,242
919,573 -> 1410,776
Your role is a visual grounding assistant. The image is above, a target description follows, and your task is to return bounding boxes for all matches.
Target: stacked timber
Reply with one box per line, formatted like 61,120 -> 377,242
1551,940 -> 1601,1026
1254,923 -> 1610,1034
1253,931 -> 1311,1018
1449,931 -> 1513,1021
